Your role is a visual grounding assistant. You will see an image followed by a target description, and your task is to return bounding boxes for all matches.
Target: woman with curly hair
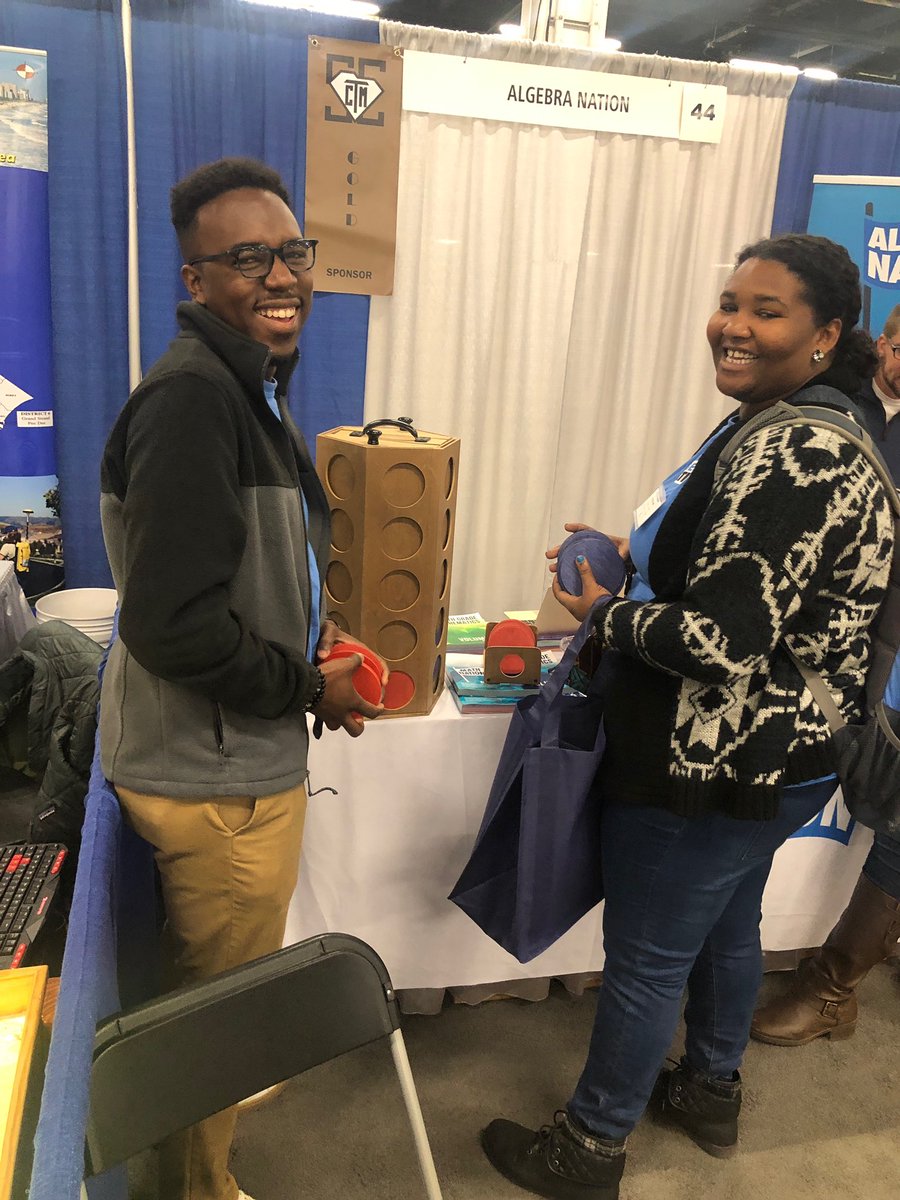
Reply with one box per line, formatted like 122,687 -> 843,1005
481,234 -> 893,1200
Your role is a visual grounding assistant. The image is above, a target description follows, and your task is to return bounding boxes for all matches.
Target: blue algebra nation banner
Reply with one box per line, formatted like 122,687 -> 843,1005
808,175 -> 900,336
0,45 -> 63,602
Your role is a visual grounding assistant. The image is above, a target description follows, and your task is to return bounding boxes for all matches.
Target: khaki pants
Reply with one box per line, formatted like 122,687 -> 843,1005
116,783 -> 307,1200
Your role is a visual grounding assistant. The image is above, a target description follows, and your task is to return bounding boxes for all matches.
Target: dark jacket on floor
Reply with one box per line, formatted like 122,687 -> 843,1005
0,620 -> 103,888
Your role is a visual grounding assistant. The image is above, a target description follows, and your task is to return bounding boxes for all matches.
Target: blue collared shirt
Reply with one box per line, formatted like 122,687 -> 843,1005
263,379 -> 320,660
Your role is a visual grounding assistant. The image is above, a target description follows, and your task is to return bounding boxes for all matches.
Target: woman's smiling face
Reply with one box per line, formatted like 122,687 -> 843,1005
707,257 -> 841,410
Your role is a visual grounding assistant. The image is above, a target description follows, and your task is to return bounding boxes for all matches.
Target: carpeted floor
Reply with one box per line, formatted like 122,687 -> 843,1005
130,960 -> 899,1199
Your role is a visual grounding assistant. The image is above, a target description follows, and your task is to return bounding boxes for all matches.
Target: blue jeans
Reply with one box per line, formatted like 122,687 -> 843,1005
567,778 -> 836,1141
862,832 -> 900,899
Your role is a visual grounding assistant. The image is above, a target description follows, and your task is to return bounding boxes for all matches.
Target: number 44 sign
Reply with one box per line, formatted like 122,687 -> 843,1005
678,83 -> 727,144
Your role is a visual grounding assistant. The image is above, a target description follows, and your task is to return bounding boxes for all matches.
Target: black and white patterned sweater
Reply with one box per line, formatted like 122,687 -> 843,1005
593,384 -> 895,821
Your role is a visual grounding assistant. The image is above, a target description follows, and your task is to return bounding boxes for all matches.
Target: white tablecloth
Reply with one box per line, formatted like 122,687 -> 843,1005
0,561 -> 35,662
285,687 -> 871,992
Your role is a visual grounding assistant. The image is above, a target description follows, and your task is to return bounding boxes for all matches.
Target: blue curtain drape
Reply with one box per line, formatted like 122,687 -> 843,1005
0,0 -> 128,591
772,76 -> 900,235
0,0 -> 375,589
131,0 -> 375,465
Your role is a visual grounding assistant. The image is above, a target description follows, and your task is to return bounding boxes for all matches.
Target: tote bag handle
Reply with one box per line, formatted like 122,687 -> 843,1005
539,602 -> 608,748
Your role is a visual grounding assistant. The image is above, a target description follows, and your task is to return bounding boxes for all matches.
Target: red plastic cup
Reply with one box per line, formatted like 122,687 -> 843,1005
327,640 -> 381,671
322,640 -> 387,718
352,660 -> 384,706
383,670 -> 416,711
487,619 -> 537,649
498,653 -> 526,678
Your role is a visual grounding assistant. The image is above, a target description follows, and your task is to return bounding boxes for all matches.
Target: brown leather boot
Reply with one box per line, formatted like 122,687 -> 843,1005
751,874 -> 900,1046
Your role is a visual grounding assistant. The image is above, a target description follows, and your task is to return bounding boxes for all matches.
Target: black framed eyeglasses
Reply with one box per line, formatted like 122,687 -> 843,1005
188,238 -> 318,279
890,343 -> 900,361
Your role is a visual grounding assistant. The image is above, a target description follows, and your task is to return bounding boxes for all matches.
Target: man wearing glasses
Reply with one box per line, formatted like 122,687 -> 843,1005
99,158 -> 384,1200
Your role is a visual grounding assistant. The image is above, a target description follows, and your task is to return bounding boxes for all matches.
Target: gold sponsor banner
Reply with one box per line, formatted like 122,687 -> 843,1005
305,37 -> 402,296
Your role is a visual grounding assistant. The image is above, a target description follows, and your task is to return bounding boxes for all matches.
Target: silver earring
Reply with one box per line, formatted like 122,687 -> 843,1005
811,348 -> 825,363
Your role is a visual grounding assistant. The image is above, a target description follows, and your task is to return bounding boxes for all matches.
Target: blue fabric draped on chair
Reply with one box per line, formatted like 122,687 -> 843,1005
28,615 -> 158,1200
28,760 -> 151,1200
772,75 -> 900,235
0,0 -> 375,590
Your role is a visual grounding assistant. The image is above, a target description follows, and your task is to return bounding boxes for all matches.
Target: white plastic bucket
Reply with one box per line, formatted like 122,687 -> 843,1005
34,588 -> 117,644
34,588 -> 117,622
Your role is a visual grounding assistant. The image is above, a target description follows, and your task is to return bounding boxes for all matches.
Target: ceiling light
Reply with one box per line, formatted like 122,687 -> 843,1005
730,58 -> 800,75
598,38 -> 622,52
242,0 -> 380,16
803,67 -> 839,80
497,23 -> 524,38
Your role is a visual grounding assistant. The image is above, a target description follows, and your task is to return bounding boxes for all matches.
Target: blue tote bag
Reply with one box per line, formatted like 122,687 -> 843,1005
449,612 -> 607,963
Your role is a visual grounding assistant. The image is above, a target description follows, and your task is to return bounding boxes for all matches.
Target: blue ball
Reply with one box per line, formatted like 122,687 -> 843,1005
557,530 -> 627,597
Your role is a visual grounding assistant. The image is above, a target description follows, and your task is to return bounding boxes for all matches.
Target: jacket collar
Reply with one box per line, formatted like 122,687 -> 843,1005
175,301 -> 299,397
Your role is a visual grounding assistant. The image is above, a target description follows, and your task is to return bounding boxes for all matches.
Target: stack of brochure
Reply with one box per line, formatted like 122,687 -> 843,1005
446,612 -> 488,652
446,651 -> 567,715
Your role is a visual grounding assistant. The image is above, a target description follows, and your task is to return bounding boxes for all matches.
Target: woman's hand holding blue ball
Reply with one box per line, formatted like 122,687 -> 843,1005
546,522 -> 629,622
552,553 -> 609,621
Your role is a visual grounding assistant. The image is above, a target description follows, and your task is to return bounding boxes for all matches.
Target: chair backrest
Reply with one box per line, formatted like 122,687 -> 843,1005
85,934 -> 400,1175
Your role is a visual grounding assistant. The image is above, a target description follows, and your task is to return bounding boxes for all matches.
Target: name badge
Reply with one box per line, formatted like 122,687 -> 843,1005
633,485 -> 666,528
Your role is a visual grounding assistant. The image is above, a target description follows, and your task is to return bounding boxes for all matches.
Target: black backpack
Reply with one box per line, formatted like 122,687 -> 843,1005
714,388 -> 900,837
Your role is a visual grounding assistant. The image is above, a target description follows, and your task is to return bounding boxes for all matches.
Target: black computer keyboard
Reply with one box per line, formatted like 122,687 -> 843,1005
0,843 -> 67,969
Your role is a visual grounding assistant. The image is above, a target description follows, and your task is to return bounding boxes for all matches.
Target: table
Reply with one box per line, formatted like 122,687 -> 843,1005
285,687 -> 872,1006
285,689 -> 603,1005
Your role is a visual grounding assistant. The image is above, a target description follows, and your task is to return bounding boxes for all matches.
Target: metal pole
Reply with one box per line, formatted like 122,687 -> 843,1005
389,1030 -> 443,1199
524,0 -> 610,46
521,0 -> 552,41
120,0 -> 142,391
588,0 -> 610,47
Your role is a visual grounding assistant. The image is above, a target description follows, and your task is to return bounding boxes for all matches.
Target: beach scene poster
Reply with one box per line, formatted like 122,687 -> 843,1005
0,46 -> 47,173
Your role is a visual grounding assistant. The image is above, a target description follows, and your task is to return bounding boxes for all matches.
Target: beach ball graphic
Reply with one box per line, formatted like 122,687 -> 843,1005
16,64 -> 36,80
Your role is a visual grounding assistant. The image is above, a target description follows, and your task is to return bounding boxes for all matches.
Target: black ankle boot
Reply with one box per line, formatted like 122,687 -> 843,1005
481,1110 -> 626,1200
652,1059 -> 741,1158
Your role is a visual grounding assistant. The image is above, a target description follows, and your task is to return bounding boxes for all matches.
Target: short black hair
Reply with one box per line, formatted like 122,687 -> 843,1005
170,157 -> 292,253
736,233 -> 878,390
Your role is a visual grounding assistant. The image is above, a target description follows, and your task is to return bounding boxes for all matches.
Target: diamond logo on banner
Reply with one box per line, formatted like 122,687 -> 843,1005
329,71 -> 384,122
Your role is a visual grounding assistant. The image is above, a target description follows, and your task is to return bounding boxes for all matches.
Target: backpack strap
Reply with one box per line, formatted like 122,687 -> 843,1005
867,532 -> 900,707
713,392 -> 900,714
714,393 -> 900,518
713,399 -> 795,488
786,651 -> 847,733
791,404 -> 900,519
780,404 -> 900,709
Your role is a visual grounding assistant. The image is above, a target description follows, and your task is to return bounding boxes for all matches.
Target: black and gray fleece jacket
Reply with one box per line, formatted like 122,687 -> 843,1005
99,302 -> 330,798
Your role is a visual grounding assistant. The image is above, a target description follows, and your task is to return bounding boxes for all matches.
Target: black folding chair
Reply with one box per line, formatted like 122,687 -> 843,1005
85,934 -> 443,1198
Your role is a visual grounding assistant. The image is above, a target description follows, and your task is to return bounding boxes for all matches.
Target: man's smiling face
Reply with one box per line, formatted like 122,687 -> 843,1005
180,187 -> 313,358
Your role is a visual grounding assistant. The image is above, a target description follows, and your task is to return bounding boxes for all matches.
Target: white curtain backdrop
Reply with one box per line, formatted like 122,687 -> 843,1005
367,23 -> 797,619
